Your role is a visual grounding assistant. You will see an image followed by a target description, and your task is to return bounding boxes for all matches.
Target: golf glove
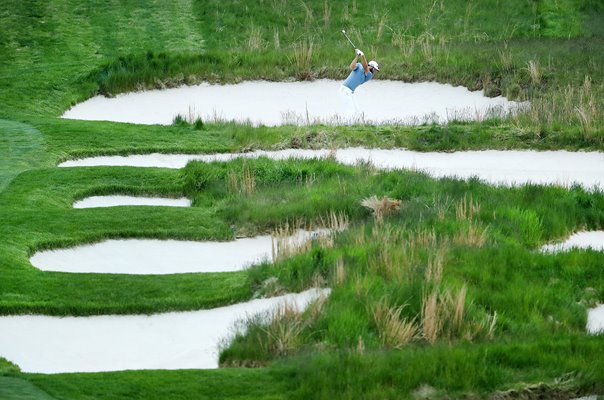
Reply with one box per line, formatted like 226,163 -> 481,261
356,49 -> 364,57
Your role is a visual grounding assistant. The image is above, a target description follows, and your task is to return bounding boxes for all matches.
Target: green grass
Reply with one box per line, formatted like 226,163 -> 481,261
1,0 -> 604,398
1,0 -> 603,137
280,337 -> 604,399
23,369 -> 288,400
0,377 -> 58,400
0,119 -> 48,192
5,338 -> 604,400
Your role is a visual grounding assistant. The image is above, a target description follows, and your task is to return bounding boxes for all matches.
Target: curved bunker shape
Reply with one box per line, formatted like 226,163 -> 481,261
0,288 -> 329,373
73,195 -> 191,208
540,231 -> 604,253
60,148 -> 604,190
30,230 -> 326,274
62,80 -> 526,126
540,231 -> 604,335
588,304 -> 604,334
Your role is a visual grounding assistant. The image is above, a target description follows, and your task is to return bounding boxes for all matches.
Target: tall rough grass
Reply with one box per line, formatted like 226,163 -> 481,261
575,76 -> 598,138
455,194 -> 480,221
453,221 -> 489,247
227,162 -> 256,195
290,39 -> 315,80
360,195 -> 402,223
421,289 -> 442,343
369,240 -> 415,281
517,75 -> 603,141
453,195 -> 489,247
373,298 -> 418,348
222,292 -> 329,365
527,59 -> 542,85
425,246 -> 446,284
333,257 -> 346,286
247,24 -> 266,50
263,301 -> 306,356
421,284 -> 493,343
322,0 -> 331,28
271,211 -> 348,262
344,222 -> 495,347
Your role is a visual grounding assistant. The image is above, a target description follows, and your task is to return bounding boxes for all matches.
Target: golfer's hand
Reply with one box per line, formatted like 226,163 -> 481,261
356,49 -> 364,57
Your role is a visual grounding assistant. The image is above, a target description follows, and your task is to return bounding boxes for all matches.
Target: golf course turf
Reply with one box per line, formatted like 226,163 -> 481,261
1,1 -> 603,398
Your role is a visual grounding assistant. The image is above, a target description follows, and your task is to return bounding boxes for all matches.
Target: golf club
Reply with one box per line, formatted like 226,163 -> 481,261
341,30 -> 357,49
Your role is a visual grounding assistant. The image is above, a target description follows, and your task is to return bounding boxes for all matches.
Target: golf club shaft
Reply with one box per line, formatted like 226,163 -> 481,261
341,30 -> 356,49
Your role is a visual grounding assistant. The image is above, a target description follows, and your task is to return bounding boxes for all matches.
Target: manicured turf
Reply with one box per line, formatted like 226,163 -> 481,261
0,377 -> 58,400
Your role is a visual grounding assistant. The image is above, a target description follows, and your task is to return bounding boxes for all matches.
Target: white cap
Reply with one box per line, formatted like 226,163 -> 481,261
368,60 -> 380,71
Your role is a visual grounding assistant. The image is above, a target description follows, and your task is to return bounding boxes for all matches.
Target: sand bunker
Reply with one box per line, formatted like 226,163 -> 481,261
0,288 -> 328,373
540,232 -> 604,335
73,195 -> 191,208
60,148 -> 604,189
30,230 -> 326,274
540,231 -> 604,253
62,80 -> 526,126
588,304 -> 604,334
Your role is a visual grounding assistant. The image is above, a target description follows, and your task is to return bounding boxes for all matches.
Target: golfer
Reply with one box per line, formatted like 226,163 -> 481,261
339,48 -> 380,122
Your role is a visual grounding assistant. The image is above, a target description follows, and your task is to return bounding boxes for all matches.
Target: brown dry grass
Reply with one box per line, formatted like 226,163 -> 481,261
527,59 -> 542,85
361,195 -> 402,223
455,194 -> 480,221
333,257 -> 346,286
421,289 -> 442,343
370,242 -> 415,281
421,285 -> 473,343
373,298 -> 418,348
263,301 -> 305,356
227,162 -> 256,195
271,211 -> 348,262
425,246 -> 447,285
453,221 -> 489,247
263,293 -> 328,357
454,195 -> 489,247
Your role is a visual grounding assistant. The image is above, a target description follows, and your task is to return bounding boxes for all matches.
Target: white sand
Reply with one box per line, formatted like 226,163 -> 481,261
0,288 -> 329,373
29,230 -> 326,274
61,80 -> 526,126
541,232 -> 604,336
73,195 -> 191,208
540,231 -> 604,253
59,148 -> 604,190
587,304 -> 604,334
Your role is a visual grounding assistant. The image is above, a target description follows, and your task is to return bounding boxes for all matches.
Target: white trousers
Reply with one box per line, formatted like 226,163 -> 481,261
338,85 -> 360,123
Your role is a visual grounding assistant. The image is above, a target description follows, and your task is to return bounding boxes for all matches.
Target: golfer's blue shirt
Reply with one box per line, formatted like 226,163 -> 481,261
342,63 -> 373,92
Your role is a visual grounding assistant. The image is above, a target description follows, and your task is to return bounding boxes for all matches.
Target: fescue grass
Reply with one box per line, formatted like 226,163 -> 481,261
1,154 -> 603,397
360,195 -> 401,223
213,157 -> 604,367
373,298 -> 418,348
277,337 -> 604,399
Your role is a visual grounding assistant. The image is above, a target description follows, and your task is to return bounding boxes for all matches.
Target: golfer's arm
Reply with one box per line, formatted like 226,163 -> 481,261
349,55 -> 359,70
361,55 -> 369,74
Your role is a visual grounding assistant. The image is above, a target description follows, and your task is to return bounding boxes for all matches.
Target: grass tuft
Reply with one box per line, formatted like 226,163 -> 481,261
373,298 -> 418,348
425,246 -> 446,284
527,59 -> 542,85
262,301 -> 306,357
291,40 -> 315,80
361,195 -> 402,223
333,257 -> 346,286
227,162 -> 256,195
421,289 -> 442,343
